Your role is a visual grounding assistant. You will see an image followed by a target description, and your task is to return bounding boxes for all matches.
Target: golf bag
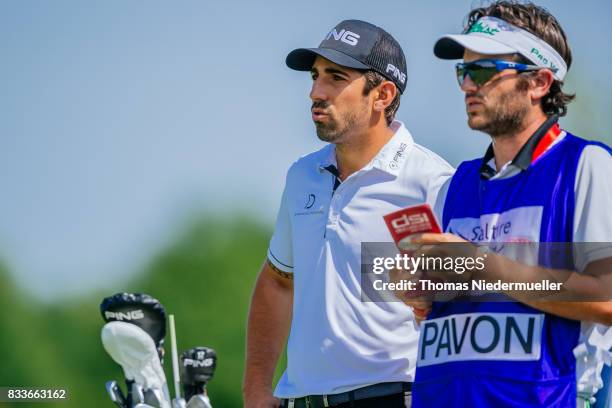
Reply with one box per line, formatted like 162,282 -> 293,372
101,293 -> 171,408
100,293 -> 215,408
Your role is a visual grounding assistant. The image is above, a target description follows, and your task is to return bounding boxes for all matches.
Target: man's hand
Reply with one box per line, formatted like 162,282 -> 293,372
243,387 -> 281,408
389,266 -> 432,324
411,233 -> 492,289
391,232 -> 481,322
412,234 -> 612,325
409,299 -> 432,324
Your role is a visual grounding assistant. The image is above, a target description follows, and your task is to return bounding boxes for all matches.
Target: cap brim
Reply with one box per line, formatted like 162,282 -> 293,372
286,47 -> 369,71
434,34 -> 517,60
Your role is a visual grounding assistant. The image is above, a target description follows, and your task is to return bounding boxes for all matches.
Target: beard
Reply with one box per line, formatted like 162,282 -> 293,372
313,101 -> 368,143
467,80 -> 530,138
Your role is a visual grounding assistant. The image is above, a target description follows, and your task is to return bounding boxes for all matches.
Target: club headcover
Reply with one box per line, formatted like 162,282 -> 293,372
101,293 -> 167,359
101,320 -> 170,408
180,347 -> 217,385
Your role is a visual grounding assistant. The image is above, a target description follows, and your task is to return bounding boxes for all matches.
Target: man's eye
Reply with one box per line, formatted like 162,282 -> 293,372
333,75 -> 344,81
310,72 -> 318,80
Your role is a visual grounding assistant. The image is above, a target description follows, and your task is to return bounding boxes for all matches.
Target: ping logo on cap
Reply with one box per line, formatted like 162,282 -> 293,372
386,63 -> 406,84
325,28 -> 360,46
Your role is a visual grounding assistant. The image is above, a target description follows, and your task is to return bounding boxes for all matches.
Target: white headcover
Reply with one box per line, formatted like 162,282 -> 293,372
101,321 -> 171,408
435,16 -> 567,81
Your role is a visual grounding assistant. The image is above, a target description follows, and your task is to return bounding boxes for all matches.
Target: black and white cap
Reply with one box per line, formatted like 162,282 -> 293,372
286,19 -> 408,93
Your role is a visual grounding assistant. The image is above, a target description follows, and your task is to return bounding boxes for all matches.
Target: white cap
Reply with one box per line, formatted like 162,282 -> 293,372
434,16 -> 567,81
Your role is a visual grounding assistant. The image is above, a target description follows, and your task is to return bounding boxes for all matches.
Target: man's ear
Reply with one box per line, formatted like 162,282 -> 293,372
530,69 -> 555,101
373,81 -> 397,112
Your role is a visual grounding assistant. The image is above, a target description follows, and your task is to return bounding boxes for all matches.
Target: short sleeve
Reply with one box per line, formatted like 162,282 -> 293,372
268,169 -> 294,273
431,175 -> 453,227
573,144 -> 612,271
423,158 -> 454,228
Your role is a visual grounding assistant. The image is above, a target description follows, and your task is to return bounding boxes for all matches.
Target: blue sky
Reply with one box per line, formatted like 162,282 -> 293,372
1,0 -> 611,299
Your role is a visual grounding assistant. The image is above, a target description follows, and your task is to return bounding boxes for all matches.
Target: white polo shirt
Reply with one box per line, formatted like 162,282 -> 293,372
268,121 -> 454,398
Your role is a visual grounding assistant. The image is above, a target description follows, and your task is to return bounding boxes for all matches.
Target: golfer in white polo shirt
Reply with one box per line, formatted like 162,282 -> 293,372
243,19 -> 453,408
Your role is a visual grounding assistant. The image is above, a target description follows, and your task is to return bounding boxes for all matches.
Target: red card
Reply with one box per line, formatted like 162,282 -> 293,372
383,204 -> 441,248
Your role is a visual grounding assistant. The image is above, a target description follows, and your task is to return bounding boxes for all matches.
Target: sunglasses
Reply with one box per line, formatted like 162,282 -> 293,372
455,59 -> 542,87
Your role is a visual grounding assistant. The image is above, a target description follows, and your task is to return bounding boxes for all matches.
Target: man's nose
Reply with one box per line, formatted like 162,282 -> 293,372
460,73 -> 479,94
310,79 -> 327,102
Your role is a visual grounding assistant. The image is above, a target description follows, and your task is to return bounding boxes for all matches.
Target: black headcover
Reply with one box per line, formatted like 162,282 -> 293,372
100,292 -> 167,349
181,346 -> 217,385
180,346 -> 217,401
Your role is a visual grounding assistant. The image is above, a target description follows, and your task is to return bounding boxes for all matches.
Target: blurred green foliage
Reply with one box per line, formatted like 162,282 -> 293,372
0,216 -> 285,407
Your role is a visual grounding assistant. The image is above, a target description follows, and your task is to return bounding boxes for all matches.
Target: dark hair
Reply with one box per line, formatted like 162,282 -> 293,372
465,1 -> 575,116
362,70 -> 401,125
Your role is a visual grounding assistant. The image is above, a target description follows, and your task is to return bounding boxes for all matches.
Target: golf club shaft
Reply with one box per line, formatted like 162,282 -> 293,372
169,314 -> 181,400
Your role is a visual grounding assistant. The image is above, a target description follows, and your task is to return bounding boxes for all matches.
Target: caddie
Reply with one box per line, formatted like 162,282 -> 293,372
405,2 -> 612,407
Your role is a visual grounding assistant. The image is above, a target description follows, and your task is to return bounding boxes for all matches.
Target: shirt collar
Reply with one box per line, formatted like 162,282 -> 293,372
318,143 -> 337,169
317,120 -> 414,177
479,114 -> 560,179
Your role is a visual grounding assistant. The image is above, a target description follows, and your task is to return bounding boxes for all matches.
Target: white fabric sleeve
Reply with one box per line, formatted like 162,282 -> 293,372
267,169 -> 294,274
431,176 -> 453,228
573,145 -> 612,272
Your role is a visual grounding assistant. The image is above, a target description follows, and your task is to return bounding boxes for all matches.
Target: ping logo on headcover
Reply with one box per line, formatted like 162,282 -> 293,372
325,28 -> 360,46
418,312 -> 543,367
183,358 -> 214,368
104,310 -> 145,321
386,63 -> 406,84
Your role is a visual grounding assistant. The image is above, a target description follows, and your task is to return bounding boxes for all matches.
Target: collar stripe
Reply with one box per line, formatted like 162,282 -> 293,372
531,123 -> 562,163
479,115 -> 559,179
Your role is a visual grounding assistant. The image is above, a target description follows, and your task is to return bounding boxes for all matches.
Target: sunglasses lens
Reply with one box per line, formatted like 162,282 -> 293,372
469,66 -> 498,86
456,66 -> 466,86
455,63 -> 498,87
